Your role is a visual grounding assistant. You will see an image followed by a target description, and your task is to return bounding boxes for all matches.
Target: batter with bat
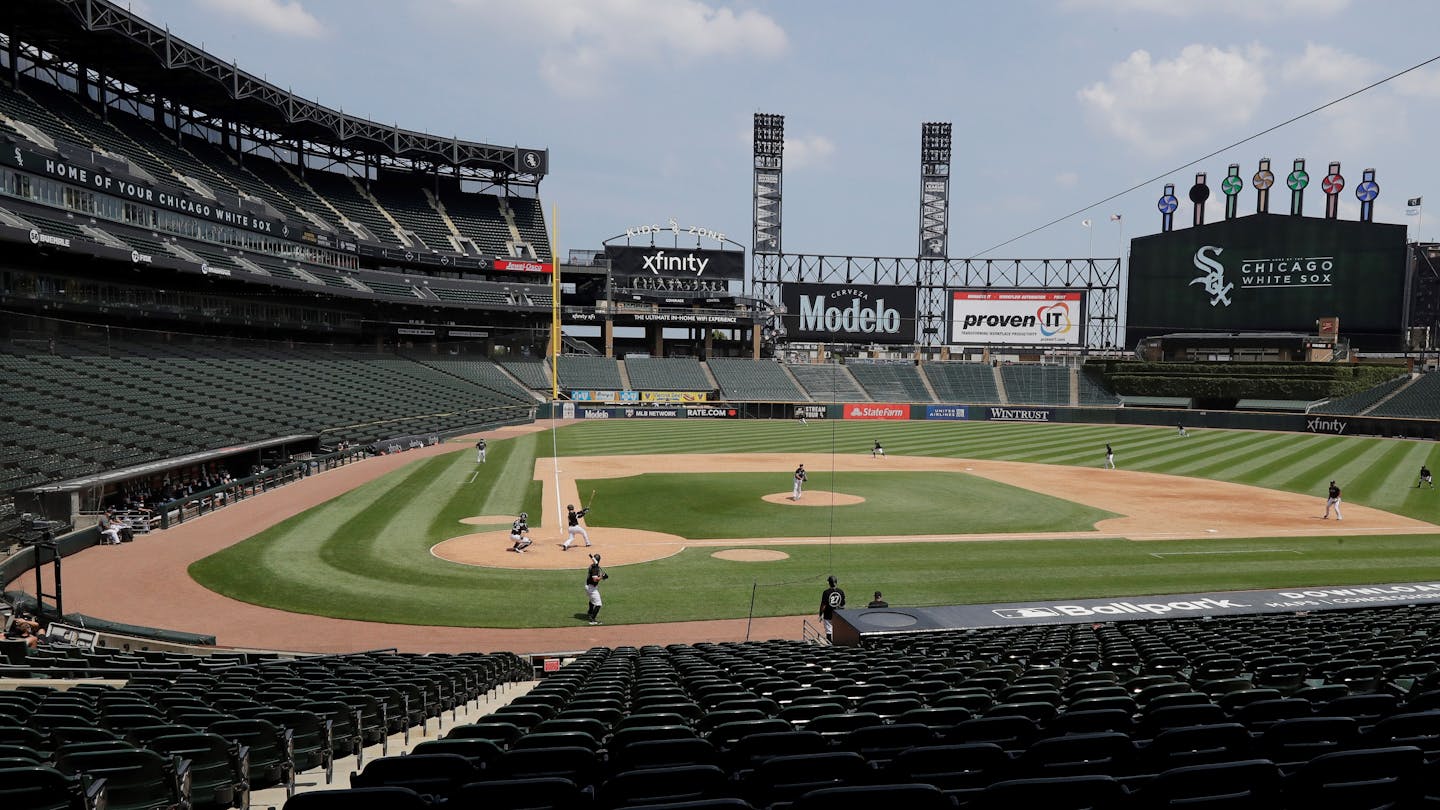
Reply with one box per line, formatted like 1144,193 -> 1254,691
560,491 -> 594,550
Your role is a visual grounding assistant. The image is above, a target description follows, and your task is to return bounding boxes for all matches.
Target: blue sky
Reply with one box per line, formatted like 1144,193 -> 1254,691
135,0 -> 1440,261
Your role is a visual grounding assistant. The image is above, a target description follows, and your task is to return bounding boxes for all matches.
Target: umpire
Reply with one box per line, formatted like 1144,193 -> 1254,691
585,553 -> 608,625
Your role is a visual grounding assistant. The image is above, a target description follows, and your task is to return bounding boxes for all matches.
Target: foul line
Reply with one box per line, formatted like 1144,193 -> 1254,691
463,471 -> 478,484
1150,549 -> 1304,558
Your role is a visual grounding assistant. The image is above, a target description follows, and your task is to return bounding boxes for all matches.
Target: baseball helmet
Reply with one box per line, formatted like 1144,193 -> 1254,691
519,512 -> 528,520
828,575 -> 838,586
568,504 -> 575,510
591,553 -> 601,562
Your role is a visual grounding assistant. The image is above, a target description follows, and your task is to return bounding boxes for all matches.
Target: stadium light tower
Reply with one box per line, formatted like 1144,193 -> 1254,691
918,122 -> 952,259
753,114 -> 784,256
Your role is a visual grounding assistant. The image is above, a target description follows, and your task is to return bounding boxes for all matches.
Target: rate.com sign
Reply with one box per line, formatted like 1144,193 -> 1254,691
844,403 -> 908,420
948,290 -> 1084,346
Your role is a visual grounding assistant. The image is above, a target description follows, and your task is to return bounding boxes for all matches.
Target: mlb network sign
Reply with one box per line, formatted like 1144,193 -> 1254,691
782,283 -> 916,345
949,290 -> 1084,347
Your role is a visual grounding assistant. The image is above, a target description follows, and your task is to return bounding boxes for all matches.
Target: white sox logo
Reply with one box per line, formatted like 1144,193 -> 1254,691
1191,245 -> 1233,307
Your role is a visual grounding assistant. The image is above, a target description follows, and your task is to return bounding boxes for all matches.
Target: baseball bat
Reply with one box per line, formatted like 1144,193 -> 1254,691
587,489 -> 597,510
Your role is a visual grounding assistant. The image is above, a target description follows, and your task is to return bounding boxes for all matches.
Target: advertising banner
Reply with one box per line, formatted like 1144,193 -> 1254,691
794,405 -> 828,421
1125,215 -> 1408,347
781,283 -> 917,345
842,403 -> 909,420
604,244 -> 745,280
925,405 -> 969,420
569,390 -> 708,403
985,407 -> 1055,422
493,258 -> 552,274
948,290 -> 1084,346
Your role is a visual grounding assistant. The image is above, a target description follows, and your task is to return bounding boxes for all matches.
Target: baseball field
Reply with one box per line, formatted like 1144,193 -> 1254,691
178,418 -> 1440,631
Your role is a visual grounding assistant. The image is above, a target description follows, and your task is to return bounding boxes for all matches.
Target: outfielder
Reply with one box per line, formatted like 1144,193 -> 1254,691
1176,424 -> 1188,438
1323,480 -> 1343,521
508,512 -> 532,552
1419,465 -> 1434,489
1104,443 -> 1116,469
792,464 -> 808,501
560,503 -> 592,550
585,553 -> 608,625
872,440 -> 885,459
475,438 -> 487,463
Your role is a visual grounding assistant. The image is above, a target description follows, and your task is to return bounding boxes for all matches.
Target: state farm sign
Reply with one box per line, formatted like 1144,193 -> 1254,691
843,403 -> 909,420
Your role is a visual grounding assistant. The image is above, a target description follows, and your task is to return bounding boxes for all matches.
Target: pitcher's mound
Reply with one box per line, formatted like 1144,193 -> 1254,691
762,490 -> 865,506
712,549 -> 790,562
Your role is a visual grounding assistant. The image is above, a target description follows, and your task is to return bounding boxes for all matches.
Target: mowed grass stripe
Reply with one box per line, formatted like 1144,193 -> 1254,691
1172,432 -> 1309,478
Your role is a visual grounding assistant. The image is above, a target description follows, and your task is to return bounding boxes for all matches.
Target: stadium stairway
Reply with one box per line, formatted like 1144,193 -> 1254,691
1361,374 -> 1420,415
249,679 -> 541,809
778,364 -> 812,401
617,359 -> 633,391
991,366 -> 1009,404
916,365 -> 941,402
700,360 -> 722,392
1070,368 -> 1080,406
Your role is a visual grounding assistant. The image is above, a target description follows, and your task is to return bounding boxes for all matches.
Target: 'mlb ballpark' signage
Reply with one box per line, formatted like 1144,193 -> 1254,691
844,403 -> 908,420
948,290 -> 1084,346
781,283 -> 917,345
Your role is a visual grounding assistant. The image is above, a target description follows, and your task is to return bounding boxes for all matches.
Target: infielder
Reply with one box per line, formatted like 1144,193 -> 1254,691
1419,465 -> 1434,489
560,503 -> 592,550
1323,481 -> 1343,521
585,553 -> 608,625
792,464 -> 808,501
872,440 -> 885,459
818,575 -> 846,643
1104,443 -> 1116,469
475,438 -> 487,463
508,512 -> 532,552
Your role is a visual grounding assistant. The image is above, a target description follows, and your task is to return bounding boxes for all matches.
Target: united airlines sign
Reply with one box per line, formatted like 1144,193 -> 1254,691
781,283 -> 917,345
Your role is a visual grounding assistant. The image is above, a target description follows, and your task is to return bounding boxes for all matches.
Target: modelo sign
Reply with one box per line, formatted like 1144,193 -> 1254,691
782,283 -> 917,345
949,290 -> 1084,347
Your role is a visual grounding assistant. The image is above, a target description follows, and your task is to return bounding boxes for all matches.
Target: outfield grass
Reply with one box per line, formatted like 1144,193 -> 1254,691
187,420 -> 1440,627
582,471 -> 1117,538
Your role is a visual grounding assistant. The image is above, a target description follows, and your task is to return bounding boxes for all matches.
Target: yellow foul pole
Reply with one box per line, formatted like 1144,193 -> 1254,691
550,204 -> 560,403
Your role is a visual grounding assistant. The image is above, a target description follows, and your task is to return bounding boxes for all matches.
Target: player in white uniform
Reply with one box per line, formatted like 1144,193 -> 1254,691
1104,443 -> 1116,469
585,554 -> 607,625
560,504 -> 592,550
872,440 -> 885,459
792,464 -> 807,501
508,512 -> 532,552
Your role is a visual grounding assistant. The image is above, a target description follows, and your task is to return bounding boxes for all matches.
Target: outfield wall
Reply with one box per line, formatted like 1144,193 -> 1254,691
548,401 -> 1440,440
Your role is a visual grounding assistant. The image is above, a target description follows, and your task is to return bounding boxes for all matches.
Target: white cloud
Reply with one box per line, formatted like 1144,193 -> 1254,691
197,0 -> 324,38
444,0 -> 786,97
783,135 -> 836,170
1078,44 -> 1268,155
1281,43 -> 1380,87
1393,64 -> 1440,99
1055,171 -> 1080,188
1064,0 -> 1349,20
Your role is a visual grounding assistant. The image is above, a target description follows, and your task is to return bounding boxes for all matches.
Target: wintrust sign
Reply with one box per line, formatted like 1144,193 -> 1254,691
782,283 -> 916,345
844,403 -> 908,420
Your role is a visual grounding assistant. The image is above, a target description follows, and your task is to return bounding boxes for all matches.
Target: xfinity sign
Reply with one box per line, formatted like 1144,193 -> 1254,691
782,283 -> 917,345
605,244 -> 744,281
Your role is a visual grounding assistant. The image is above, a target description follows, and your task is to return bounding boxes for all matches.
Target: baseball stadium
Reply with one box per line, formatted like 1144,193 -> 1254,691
4,2 -> 1440,808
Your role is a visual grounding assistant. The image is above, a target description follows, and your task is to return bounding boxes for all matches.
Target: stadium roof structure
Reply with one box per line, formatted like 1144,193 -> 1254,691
0,0 -> 547,183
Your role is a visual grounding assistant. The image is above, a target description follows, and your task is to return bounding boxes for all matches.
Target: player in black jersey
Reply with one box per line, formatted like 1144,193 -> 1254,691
560,504 -> 591,550
818,575 -> 845,643
585,553 -> 608,625
509,512 -> 532,552
1323,481 -> 1343,520
475,438 -> 487,463
792,464 -> 808,501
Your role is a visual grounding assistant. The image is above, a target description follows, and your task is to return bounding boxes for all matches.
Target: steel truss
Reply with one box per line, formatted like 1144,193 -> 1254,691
753,254 -> 1122,351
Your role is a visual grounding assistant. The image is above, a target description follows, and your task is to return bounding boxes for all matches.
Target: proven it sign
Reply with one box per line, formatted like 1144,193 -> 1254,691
949,290 -> 1083,347
782,283 -> 916,345
844,403 -> 908,420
